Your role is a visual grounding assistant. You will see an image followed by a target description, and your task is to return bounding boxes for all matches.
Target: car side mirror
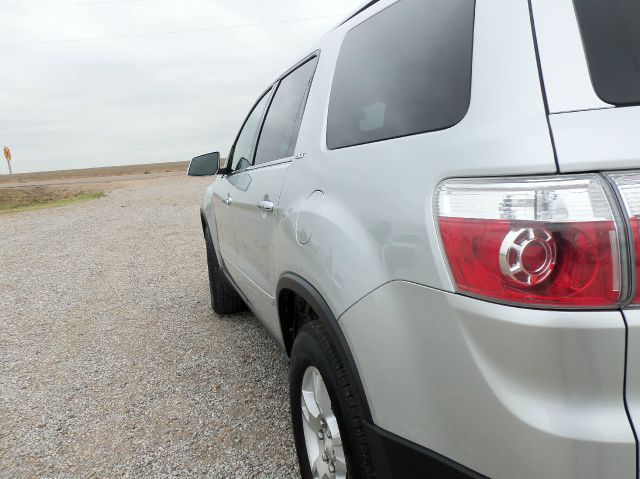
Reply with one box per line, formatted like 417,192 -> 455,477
188,152 -> 223,176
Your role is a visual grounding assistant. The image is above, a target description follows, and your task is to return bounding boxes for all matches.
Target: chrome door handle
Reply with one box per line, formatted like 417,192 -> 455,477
224,195 -> 232,205
257,200 -> 274,212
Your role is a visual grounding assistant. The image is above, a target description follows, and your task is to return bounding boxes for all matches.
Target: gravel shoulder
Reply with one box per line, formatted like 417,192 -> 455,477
0,176 -> 299,478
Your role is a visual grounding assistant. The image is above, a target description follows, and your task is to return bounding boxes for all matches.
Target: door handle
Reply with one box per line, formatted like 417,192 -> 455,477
224,195 -> 232,205
257,200 -> 274,212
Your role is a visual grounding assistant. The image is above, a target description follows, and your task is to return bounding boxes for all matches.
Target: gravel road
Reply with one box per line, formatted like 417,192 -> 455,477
0,176 -> 299,478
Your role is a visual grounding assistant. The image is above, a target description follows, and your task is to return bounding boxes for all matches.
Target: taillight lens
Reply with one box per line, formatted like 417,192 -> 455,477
608,172 -> 640,304
435,175 -> 623,307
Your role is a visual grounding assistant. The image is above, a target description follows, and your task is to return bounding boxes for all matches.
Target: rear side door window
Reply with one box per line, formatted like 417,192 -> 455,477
327,0 -> 476,150
253,57 -> 319,166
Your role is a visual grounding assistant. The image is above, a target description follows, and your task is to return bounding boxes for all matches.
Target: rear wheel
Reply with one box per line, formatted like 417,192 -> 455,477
204,227 -> 246,314
290,321 -> 374,479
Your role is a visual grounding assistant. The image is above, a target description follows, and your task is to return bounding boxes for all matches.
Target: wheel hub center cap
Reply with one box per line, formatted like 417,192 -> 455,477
300,366 -> 346,478
321,421 -> 335,460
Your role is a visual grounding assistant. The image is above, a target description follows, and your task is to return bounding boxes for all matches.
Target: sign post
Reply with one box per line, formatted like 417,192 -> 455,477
3,146 -> 12,176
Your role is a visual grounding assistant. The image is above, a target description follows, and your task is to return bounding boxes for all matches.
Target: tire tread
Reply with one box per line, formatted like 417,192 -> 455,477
205,228 -> 246,315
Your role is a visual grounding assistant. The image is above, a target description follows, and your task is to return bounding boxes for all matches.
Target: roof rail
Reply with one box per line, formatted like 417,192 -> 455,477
337,0 -> 382,27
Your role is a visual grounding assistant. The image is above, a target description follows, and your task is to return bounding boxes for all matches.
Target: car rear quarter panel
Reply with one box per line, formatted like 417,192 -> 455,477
275,0 -> 556,318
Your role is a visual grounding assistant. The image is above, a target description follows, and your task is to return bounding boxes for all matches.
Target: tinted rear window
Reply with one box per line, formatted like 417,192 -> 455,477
254,58 -> 318,166
327,0 -> 475,150
574,0 -> 640,105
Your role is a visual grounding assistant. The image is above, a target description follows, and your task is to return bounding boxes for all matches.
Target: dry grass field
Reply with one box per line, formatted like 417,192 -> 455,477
0,162 -> 189,213
0,187 -> 105,214
0,161 -> 189,185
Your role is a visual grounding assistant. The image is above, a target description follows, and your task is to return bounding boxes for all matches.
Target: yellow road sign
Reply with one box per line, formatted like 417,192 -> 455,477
3,146 -> 11,162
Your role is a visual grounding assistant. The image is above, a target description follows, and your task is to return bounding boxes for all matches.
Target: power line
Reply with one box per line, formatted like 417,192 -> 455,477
24,0 -> 149,6
0,14 -> 344,47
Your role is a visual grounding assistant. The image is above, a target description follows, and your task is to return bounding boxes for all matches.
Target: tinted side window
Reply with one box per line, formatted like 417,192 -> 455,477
573,0 -> 640,105
327,0 -> 475,150
229,89 -> 272,172
254,57 -> 318,166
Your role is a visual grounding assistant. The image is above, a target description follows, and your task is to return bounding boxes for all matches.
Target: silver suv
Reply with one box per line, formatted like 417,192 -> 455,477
188,0 -> 640,477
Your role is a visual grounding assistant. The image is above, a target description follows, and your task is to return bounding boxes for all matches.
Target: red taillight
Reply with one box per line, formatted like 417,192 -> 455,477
439,218 -> 619,306
630,217 -> 640,304
436,176 -> 623,308
607,173 -> 640,304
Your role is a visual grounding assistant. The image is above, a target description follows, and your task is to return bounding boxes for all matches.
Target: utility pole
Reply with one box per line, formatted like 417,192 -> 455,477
3,146 -> 12,176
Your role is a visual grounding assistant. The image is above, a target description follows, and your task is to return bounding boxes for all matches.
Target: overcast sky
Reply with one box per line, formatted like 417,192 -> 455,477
0,0 -> 363,174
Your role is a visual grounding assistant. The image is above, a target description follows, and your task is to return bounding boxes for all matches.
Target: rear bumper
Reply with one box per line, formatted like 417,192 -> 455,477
364,422 -> 486,478
339,281 -> 636,479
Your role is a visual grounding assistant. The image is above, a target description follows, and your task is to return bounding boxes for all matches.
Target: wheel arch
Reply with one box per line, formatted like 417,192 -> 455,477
276,272 -> 373,423
200,208 -> 224,267
199,209 -> 208,235
276,274 -> 489,478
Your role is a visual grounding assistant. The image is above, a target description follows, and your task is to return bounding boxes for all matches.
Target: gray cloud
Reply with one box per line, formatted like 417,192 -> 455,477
0,0 -> 362,173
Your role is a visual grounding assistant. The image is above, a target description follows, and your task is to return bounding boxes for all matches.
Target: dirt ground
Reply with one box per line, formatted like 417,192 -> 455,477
0,174 -> 299,478
0,161 -> 189,185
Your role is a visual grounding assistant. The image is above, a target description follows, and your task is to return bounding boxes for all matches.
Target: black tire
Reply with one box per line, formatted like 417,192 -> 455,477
289,321 -> 374,479
204,227 -> 246,314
